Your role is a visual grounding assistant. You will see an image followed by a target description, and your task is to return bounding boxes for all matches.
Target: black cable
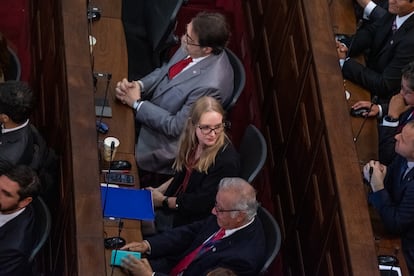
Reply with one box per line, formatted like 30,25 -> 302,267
110,219 -> 124,276
96,73 -> 112,133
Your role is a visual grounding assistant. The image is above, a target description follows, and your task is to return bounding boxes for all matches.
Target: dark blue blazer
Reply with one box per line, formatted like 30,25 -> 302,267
147,215 -> 266,276
0,205 -> 35,276
369,155 -> 414,271
343,12 -> 414,102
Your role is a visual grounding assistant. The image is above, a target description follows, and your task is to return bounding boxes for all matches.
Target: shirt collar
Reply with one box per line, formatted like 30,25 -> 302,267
1,119 -> 29,134
396,11 -> 414,29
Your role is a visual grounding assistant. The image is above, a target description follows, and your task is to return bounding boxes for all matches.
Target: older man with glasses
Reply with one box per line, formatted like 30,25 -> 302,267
115,12 -> 234,179
119,177 -> 266,276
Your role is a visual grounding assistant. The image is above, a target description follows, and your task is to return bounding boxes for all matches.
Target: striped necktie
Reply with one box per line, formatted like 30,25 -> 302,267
170,228 -> 225,276
392,18 -> 398,34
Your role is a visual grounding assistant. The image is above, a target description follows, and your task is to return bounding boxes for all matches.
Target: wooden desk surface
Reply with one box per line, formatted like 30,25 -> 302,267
330,0 -> 408,274
91,1 -> 144,274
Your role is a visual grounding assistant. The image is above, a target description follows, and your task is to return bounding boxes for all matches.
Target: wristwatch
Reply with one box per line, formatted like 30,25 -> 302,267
384,115 -> 399,122
162,196 -> 169,209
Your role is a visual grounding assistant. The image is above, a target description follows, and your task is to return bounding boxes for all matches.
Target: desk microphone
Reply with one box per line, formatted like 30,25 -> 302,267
345,19 -> 363,59
102,141 -> 115,217
95,72 -> 112,134
353,95 -> 378,143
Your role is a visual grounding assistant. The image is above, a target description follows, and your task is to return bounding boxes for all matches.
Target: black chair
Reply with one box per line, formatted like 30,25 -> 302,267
239,124 -> 267,183
5,47 -> 21,80
257,206 -> 282,275
29,197 -> 52,263
224,48 -> 246,111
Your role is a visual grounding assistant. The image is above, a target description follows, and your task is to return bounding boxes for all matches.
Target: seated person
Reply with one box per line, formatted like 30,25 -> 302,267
363,121 -> 414,275
0,81 -> 35,165
0,160 -> 42,275
119,177 -> 266,276
148,96 -> 240,232
115,12 -> 234,175
351,61 -> 414,165
336,0 -> 414,103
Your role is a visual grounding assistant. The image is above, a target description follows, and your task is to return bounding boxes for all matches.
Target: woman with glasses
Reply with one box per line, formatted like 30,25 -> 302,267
147,96 -> 240,232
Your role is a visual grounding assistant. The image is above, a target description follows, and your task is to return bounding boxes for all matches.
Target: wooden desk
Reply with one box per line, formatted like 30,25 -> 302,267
92,1 -> 144,275
334,1 -> 408,274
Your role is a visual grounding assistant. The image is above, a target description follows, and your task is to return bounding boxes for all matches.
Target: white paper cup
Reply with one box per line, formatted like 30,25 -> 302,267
103,137 -> 120,162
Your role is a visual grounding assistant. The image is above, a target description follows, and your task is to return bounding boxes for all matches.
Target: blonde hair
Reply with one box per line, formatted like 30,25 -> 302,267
173,96 -> 228,173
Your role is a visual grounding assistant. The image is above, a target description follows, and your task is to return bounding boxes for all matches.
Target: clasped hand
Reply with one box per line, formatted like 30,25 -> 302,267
336,40 -> 348,59
115,78 -> 141,107
363,160 -> 386,192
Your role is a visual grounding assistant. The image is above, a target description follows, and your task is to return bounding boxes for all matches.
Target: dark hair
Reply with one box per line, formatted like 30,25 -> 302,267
192,12 -> 230,55
0,81 -> 34,123
0,160 -> 41,201
402,61 -> 414,92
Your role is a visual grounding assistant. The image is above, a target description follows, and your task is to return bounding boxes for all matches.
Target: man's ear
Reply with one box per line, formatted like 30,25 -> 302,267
202,46 -> 213,55
0,113 -> 10,123
18,197 -> 33,209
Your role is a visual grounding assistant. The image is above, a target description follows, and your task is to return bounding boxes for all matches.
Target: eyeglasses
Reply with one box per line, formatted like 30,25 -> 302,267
214,202 -> 244,213
197,124 -> 225,135
185,33 -> 201,47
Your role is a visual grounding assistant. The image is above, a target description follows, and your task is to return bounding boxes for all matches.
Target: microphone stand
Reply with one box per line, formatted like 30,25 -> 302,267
102,141 -> 115,217
353,96 -> 378,143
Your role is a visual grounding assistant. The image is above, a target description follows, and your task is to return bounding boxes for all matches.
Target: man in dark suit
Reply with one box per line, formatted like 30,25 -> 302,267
351,61 -> 414,165
363,120 -> 414,274
0,161 -> 42,275
119,177 -> 266,276
115,12 -> 234,175
337,0 -> 414,103
0,81 -> 35,165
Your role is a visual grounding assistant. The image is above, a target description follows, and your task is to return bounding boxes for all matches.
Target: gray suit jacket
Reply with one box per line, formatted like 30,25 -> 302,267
135,47 -> 234,174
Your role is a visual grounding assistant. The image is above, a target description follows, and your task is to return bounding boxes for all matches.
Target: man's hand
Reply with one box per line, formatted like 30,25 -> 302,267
351,101 -> 379,117
121,256 -> 153,276
336,40 -> 348,59
115,78 -> 141,107
120,241 -> 149,253
363,160 -> 386,192
388,93 -> 410,119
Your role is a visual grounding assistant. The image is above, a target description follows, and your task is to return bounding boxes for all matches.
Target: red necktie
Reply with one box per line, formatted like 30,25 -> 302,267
168,57 -> 193,79
170,228 -> 225,276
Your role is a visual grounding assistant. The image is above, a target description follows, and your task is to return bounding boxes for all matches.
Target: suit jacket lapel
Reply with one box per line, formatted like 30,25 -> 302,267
379,14 -> 414,56
151,54 -> 218,101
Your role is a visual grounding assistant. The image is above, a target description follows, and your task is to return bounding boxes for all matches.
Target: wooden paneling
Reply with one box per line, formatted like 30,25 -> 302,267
243,0 -> 379,274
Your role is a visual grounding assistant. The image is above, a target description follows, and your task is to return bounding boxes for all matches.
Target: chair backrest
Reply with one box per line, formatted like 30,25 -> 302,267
257,206 -> 282,275
224,48 -> 246,111
6,47 -> 21,80
239,124 -> 267,183
29,197 -> 52,263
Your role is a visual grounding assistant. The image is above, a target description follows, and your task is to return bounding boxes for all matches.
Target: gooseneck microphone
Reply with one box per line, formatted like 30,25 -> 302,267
95,72 -> 112,134
353,95 -> 378,143
102,140 -> 116,217
345,19 -> 363,59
